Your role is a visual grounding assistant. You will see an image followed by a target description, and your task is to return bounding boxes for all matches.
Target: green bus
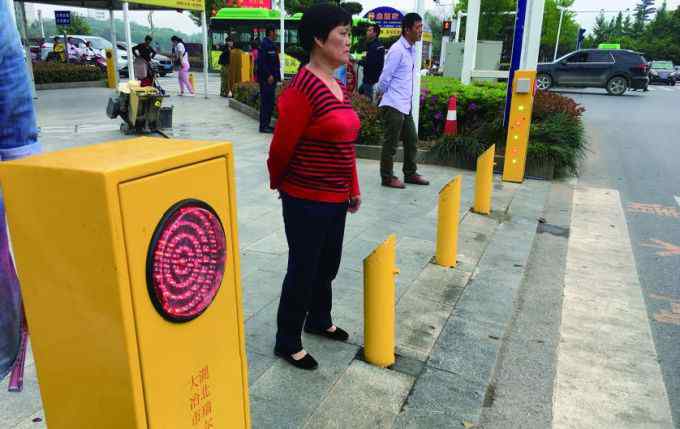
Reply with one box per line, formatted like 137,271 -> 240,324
209,7 -> 371,74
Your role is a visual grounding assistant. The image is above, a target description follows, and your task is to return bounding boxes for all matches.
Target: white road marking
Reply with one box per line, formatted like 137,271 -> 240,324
553,186 -> 674,428
674,195 -> 680,208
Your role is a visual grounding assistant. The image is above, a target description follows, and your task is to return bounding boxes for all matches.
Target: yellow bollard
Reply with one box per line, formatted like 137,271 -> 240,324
503,70 -> 537,183
364,234 -> 399,368
473,145 -> 495,215
189,72 -> 195,91
436,176 -> 462,268
104,48 -> 117,89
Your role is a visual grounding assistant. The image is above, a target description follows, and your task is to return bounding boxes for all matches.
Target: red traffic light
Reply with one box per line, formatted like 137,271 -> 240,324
147,200 -> 226,323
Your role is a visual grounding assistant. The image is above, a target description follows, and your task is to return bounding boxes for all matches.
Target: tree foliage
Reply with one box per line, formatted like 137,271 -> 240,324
56,13 -> 92,36
583,3 -> 680,64
455,0 -> 578,62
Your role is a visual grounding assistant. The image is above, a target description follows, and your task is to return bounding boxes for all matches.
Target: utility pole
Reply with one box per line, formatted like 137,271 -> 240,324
554,6 -> 565,61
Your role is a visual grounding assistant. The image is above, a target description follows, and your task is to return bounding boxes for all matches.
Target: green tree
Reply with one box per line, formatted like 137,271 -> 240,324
541,0 -> 578,59
340,2 -> 363,16
56,13 -> 91,36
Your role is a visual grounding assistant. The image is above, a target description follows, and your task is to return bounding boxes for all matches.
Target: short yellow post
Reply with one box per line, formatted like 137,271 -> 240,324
436,176 -> 462,268
189,72 -> 196,90
473,144 -> 495,215
364,234 -> 399,368
105,48 -> 117,89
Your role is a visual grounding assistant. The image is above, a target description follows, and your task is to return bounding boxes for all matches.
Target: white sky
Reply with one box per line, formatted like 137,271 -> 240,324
23,0 -> 680,36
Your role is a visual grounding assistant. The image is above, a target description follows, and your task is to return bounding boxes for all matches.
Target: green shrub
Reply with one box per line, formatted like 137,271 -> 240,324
33,62 -> 104,84
233,76 -> 588,177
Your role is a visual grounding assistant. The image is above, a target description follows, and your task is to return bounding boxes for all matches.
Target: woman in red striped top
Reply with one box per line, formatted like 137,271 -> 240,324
267,3 -> 361,370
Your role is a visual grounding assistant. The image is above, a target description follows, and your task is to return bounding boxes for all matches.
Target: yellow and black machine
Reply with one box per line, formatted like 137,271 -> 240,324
107,81 -> 167,135
0,138 -> 251,428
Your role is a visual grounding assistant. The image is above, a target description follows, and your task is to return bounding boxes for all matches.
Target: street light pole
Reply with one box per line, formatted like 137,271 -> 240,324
553,7 -> 565,61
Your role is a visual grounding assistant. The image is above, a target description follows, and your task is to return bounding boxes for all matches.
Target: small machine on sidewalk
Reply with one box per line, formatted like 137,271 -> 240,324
107,81 -> 172,135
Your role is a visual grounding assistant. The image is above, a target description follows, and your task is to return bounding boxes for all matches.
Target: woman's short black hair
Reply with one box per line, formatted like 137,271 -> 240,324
401,12 -> 422,33
369,23 -> 381,36
299,3 -> 352,53
144,35 -> 153,43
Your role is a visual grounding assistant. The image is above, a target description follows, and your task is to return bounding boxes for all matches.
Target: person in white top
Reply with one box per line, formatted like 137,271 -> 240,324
171,35 -> 195,96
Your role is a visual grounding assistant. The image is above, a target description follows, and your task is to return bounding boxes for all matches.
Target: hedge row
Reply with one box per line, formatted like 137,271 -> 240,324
33,62 -> 104,85
233,76 -> 588,176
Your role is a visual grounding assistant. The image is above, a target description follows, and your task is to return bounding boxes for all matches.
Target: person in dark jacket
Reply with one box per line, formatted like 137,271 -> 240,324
257,28 -> 280,133
358,24 -> 385,100
219,37 -> 233,97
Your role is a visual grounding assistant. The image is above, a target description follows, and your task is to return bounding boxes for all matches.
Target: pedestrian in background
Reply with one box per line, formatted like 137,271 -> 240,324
0,1 -> 42,384
376,13 -> 429,189
133,35 -> 156,87
219,37 -> 233,97
358,23 -> 385,100
267,3 -> 361,370
257,28 -> 280,133
171,35 -> 194,96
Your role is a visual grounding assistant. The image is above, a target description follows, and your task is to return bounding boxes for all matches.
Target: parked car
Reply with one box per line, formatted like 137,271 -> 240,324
649,60 -> 677,85
537,49 -> 650,96
42,35 -> 127,71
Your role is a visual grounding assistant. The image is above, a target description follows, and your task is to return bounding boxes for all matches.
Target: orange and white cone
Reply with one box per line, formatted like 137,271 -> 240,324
444,96 -> 458,136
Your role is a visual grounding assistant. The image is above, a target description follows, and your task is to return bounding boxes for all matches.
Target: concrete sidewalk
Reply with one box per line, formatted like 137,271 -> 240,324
1,89 -> 549,428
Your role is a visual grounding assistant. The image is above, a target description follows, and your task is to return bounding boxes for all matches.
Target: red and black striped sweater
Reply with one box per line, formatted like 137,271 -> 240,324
267,67 -> 361,203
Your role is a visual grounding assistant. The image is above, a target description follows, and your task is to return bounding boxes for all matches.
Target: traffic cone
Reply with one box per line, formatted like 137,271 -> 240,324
189,73 -> 195,91
444,96 -> 458,136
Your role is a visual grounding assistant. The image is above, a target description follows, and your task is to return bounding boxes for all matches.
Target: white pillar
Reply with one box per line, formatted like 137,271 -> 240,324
553,7 -> 565,61
439,36 -> 448,70
454,12 -> 462,43
461,0 -> 480,84
109,9 -> 119,88
38,9 -> 45,38
520,0 -> 545,70
201,10 -> 209,98
123,2 -> 135,81
17,1 -> 36,99
279,0 -> 285,81
412,0 -> 424,133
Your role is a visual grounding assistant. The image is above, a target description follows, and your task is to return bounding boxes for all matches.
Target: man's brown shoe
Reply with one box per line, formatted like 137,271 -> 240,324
405,174 -> 430,185
382,176 -> 406,189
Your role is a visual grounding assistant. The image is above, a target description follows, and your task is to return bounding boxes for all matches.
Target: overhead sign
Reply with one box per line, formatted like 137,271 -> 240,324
54,10 -> 71,26
127,0 -> 205,11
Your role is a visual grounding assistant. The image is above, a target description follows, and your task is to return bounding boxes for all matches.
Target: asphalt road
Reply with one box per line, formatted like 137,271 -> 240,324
564,84 -> 680,427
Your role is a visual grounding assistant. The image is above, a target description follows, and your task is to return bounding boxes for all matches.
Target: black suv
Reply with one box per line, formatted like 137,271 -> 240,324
537,49 -> 649,96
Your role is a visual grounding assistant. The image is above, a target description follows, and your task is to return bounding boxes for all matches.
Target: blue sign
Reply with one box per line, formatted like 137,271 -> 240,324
364,7 -> 403,28
55,11 -> 71,26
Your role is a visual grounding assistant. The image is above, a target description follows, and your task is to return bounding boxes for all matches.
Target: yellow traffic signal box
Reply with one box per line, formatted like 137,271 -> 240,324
502,70 -> 537,183
0,137 -> 250,429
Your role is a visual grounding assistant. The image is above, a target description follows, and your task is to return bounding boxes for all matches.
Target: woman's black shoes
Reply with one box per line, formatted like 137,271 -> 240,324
274,348 -> 318,370
304,326 -> 349,342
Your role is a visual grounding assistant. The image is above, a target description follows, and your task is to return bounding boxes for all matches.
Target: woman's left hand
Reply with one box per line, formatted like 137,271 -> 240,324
348,196 -> 361,214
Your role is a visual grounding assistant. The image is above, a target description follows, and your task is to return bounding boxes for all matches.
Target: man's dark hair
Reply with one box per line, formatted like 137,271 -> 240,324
265,27 -> 276,37
299,3 -> 351,53
144,35 -> 152,43
369,23 -> 381,37
401,13 -> 422,34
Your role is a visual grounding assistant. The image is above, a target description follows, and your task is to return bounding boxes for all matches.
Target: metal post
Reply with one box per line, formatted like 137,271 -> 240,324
38,9 -> 45,38
439,35 -> 448,71
503,0 -> 528,127
435,176 -> 461,268
17,2 -> 36,99
553,7 -> 565,61
122,1 -> 135,81
279,0 -> 285,81
473,145 -> 495,215
454,11 -> 462,43
364,234 -> 398,368
201,10 -> 209,98
412,0 -> 424,133
461,0 -> 480,84
109,9 -> 119,88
